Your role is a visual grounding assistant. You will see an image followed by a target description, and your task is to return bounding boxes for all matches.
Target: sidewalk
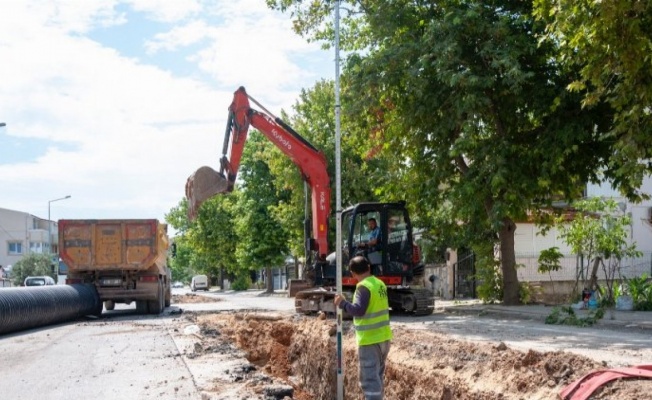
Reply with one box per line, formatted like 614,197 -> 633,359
439,299 -> 652,330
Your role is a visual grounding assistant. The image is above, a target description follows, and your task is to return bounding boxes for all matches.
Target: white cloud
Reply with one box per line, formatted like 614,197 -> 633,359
145,20 -> 210,54
0,1 -> 333,227
127,0 -> 202,23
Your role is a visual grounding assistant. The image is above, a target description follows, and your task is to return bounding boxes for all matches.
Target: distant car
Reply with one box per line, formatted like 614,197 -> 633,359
24,276 -> 56,286
190,275 -> 209,292
172,281 -> 184,288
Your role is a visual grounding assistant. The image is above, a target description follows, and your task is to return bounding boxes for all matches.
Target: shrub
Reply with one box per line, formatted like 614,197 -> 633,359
231,273 -> 251,291
11,254 -> 54,286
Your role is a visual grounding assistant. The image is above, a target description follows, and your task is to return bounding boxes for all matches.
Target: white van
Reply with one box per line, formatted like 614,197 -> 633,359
191,275 -> 209,292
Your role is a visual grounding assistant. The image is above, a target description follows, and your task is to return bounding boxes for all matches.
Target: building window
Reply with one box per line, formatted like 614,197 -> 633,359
30,242 -> 46,254
8,242 -> 23,255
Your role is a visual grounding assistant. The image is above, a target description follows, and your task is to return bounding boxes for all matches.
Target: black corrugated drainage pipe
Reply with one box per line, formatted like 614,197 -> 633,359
0,284 -> 102,336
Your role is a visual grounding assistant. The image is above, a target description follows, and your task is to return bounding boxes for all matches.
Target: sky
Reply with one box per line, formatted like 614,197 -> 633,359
0,0 -> 334,231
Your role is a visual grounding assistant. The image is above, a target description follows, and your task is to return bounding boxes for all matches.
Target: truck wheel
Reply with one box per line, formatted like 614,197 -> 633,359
148,281 -> 164,314
104,300 -> 115,311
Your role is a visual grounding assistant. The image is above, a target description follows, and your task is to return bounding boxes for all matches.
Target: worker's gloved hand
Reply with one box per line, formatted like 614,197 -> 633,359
334,294 -> 345,307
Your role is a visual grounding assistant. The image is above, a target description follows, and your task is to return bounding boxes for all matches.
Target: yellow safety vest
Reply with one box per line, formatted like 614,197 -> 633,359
353,276 -> 393,346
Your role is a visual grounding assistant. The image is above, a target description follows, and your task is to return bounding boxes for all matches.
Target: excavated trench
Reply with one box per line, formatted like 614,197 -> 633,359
184,312 -> 652,400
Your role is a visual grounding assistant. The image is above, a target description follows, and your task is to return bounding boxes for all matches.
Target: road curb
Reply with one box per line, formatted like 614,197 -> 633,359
443,304 -> 652,331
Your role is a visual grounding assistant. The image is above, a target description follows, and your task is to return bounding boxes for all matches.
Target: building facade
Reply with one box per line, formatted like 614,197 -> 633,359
514,175 -> 652,282
0,207 -> 58,278
434,175 -> 652,300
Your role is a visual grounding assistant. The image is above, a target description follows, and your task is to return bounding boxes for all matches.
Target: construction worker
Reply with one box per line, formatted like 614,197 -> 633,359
334,256 -> 393,400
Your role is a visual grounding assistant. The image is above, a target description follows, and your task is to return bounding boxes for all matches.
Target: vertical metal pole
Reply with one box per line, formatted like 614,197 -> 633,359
47,196 -> 71,259
334,1 -> 344,399
48,203 -> 51,255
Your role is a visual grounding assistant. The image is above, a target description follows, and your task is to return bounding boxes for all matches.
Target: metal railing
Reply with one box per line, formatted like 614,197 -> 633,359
515,251 -> 652,282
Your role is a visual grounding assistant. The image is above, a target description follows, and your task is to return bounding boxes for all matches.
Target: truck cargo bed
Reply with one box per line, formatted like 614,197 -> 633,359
59,219 -> 168,272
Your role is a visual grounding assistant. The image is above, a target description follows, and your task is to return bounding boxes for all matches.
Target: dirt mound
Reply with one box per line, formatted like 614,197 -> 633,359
191,312 -> 651,399
172,294 -> 222,304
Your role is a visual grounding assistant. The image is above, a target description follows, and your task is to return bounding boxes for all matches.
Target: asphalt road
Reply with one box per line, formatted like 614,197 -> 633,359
1,288 -> 650,400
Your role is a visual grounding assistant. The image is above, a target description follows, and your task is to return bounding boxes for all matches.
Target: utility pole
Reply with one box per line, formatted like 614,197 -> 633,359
48,195 -> 71,258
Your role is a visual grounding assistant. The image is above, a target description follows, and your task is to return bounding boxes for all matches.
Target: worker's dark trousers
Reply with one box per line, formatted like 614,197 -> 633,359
358,341 -> 391,400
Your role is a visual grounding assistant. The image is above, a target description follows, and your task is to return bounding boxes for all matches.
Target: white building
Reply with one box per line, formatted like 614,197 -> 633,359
0,207 -> 58,277
514,175 -> 652,282
436,175 -> 652,299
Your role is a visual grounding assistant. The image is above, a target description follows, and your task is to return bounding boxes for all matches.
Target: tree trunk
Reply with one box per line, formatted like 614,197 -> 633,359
587,256 -> 602,291
499,217 -> 520,305
266,266 -> 273,293
293,255 -> 299,280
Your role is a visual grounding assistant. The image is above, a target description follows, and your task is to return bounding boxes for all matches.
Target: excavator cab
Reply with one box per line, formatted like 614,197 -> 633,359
295,201 -> 433,316
339,202 -> 418,286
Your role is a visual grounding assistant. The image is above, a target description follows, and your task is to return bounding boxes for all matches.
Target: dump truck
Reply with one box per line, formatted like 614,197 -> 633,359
58,219 -> 172,314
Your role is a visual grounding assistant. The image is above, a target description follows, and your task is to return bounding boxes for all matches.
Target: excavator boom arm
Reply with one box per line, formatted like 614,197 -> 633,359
185,86 -> 331,258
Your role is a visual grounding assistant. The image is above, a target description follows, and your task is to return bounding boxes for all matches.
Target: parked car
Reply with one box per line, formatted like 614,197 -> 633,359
24,276 -> 56,286
190,275 -> 209,292
172,281 -> 184,288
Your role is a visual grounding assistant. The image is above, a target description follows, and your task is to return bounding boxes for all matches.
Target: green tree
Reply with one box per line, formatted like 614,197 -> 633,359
538,246 -> 563,297
11,254 -> 53,286
269,0 -> 614,304
550,197 -> 641,304
166,191 -> 242,287
534,0 -> 652,197
192,192 -> 240,280
236,130 -> 290,293
267,80 -> 380,261
165,199 -> 196,283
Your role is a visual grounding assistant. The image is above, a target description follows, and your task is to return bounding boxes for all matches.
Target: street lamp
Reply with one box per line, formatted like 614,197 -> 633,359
48,195 -> 71,256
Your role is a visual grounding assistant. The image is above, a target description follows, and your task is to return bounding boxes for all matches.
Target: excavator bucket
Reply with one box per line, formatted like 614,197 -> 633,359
185,166 -> 230,220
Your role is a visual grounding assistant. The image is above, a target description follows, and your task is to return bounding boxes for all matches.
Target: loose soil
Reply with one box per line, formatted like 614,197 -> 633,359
176,311 -> 652,399
172,293 -> 222,304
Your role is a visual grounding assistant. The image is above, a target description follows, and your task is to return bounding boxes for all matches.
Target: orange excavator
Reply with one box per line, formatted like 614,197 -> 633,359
185,87 -> 434,316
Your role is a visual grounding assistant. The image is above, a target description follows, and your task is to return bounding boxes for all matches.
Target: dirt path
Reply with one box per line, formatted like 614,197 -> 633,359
169,308 -> 652,400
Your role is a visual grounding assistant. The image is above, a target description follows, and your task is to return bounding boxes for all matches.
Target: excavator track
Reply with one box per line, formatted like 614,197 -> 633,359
388,287 -> 435,316
294,287 -> 338,315
411,288 -> 435,316
293,286 -> 434,317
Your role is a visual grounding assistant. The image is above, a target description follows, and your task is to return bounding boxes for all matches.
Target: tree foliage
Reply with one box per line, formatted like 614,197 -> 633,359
236,130 -> 290,292
268,80 -> 380,259
534,0 -> 652,198
551,197 -> 641,303
165,194 -> 239,283
11,254 -> 53,286
268,0 -> 615,304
